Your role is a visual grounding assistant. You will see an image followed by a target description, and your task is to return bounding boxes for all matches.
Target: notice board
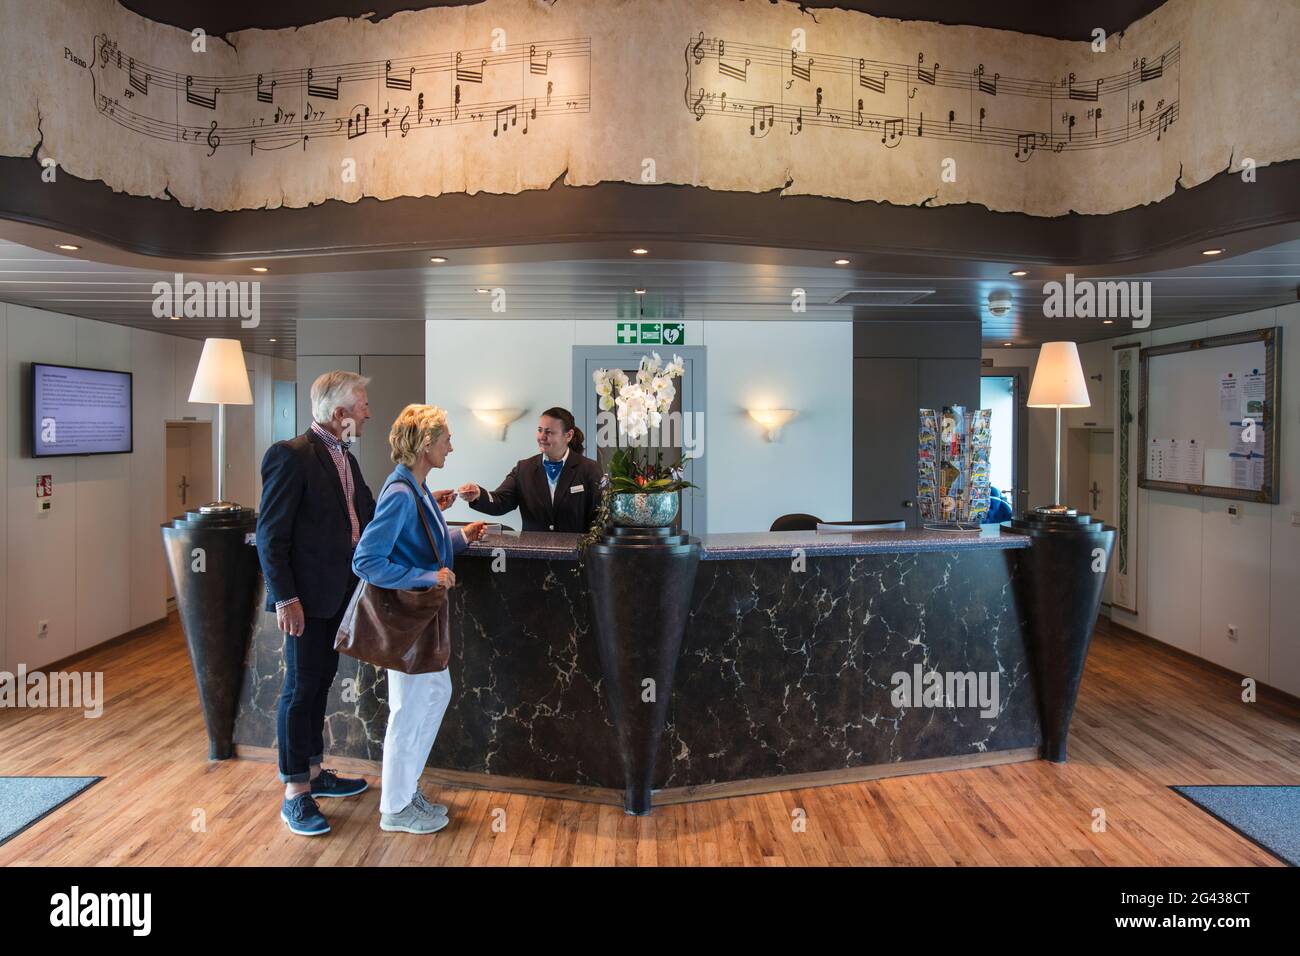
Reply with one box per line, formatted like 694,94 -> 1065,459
1139,327 -> 1281,502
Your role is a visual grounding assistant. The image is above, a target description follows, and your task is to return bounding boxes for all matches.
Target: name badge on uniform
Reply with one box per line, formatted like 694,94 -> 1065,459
570,484 -> 585,493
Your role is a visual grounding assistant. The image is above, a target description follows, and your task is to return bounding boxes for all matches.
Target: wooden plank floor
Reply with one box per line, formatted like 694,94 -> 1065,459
1,615 -> 1297,866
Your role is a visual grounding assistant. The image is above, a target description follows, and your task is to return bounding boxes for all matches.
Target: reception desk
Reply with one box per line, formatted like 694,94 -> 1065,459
233,527 -> 1061,806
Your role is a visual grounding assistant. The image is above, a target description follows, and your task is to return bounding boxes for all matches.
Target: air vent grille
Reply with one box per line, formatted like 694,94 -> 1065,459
828,288 -> 937,306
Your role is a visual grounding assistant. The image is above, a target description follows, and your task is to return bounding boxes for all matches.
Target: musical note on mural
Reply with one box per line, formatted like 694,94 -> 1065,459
1140,54 -> 1165,82
530,45 -> 552,75
347,105 -> 369,139
788,50 -> 813,86
494,103 -> 517,136
256,73 -> 275,103
684,34 -> 1181,162
456,52 -> 485,84
385,59 -> 414,91
307,69 -> 341,100
127,58 -> 149,97
186,75 -> 219,110
917,53 -> 937,86
859,59 -> 887,94
719,54 -> 750,82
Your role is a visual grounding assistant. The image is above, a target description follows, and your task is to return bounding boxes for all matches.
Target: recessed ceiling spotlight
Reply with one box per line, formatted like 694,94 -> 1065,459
475,288 -> 490,294
430,256 -> 447,263
1201,248 -> 1225,256
269,337 -> 277,342
833,258 -> 851,266
634,288 -> 647,295
631,247 -> 649,255
1003,341 -> 1014,347
251,266 -> 269,273
1009,269 -> 1028,277
1102,319 -> 1114,325
55,243 -> 81,251
169,315 -> 181,321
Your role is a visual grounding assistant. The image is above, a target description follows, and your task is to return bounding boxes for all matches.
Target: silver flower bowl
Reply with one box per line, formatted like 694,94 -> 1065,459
610,491 -> 679,527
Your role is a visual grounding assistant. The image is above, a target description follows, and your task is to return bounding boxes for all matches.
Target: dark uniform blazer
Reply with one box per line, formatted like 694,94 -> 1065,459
469,452 -> 604,533
255,429 -> 376,618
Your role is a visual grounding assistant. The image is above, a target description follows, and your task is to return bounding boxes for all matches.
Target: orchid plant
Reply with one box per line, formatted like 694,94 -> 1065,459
592,352 -> 696,495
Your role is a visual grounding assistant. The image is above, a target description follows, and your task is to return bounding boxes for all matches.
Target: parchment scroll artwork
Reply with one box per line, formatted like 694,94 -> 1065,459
0,0 -> 1296,216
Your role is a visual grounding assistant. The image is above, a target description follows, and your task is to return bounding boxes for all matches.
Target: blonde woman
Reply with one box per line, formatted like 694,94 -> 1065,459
353,404 -> 486,834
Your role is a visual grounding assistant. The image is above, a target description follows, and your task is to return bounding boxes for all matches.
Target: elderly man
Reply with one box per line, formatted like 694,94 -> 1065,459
256,370 -> 376,836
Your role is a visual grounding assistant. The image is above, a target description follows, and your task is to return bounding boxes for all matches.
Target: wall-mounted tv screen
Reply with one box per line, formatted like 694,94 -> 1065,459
31,363 -> 134,457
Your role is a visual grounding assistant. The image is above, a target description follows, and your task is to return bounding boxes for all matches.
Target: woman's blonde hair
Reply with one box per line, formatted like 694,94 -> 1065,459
388,404 -> 449,466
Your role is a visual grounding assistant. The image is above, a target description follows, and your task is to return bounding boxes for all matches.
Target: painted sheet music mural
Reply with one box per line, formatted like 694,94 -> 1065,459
685,34 -> 1180,160
0,0 -> 1295,213
89,32 -> 592,157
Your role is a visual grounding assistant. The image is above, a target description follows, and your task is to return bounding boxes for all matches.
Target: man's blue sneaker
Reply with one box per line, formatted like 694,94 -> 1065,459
281,793 -> 330,836
311,768 -> 369,799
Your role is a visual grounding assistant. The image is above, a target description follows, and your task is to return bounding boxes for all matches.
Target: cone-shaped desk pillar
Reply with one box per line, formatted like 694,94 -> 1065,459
584,526 -> 701,814
1004,511 -> 1114,762
162,508 -> 262,760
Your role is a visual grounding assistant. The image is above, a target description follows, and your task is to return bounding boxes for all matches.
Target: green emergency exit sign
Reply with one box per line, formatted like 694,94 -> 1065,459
616,322 -> 684,345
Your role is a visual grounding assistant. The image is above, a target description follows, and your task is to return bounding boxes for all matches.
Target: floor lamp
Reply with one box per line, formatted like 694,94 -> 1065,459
188,338 -> 253,512
1026,341 -> 1090,514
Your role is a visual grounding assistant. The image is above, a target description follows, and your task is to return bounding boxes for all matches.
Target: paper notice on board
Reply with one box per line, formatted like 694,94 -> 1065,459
1181,440 -> 1204,483
1166,439 -> 1184,481
1250,455 -> 1265,490
1147,439 -> 1168,480
1219,373 -> 1241,421
1242,371 -> 1266,420
1230,454 -> 1252,489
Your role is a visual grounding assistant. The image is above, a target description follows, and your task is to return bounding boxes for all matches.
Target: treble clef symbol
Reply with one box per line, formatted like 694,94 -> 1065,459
691,32 -> 705,65
205,120 -> 220,157
692,88 -> 705,121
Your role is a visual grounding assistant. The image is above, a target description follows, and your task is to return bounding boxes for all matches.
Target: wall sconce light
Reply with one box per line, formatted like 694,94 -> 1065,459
748,408 -> 797,441
471,407 -> 525,440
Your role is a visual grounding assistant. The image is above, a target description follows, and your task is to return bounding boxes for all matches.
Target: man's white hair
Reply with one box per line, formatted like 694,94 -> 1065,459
311,370 -> 370,425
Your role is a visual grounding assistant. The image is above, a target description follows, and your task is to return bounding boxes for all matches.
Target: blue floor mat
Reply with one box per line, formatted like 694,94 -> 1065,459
0,776 -> 102,848
1171,785 -> 1300,866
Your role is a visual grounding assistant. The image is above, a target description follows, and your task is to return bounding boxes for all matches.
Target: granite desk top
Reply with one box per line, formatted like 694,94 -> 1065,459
462,526 -> 1028,562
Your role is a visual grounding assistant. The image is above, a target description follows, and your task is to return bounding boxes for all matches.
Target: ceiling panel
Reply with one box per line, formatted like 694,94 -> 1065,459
0,237 -> 1295,358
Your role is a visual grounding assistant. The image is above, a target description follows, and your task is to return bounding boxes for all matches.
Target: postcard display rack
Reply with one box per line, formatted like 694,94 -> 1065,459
918,406 -> 993,528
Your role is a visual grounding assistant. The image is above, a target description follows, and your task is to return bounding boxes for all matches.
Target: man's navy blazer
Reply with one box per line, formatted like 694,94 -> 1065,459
255,428 -> 376,618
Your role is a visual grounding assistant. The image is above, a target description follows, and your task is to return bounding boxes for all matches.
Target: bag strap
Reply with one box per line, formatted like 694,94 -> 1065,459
386,476 -> 443,567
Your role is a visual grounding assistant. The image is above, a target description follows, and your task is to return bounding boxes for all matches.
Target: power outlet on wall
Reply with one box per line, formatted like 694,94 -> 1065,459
1227,625 -> 1239,643
37,619 -> 49,639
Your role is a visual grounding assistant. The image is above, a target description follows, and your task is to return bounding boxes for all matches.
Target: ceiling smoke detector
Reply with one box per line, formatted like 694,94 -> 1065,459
987,290 -> 1014,317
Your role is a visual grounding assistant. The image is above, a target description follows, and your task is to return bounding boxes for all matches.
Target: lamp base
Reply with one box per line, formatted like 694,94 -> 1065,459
198,500 -> 245,514
1033,503 -> 1077,516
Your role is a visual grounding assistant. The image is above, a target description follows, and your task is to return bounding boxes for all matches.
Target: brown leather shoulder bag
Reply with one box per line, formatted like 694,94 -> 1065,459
334,478 -> 450,674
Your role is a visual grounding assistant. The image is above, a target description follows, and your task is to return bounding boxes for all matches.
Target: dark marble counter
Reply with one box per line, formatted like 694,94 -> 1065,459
463,526 -> 1029,562
235,527 -> 1042,796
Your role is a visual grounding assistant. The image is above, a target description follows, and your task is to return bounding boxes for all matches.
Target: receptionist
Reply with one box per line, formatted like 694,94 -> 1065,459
457,406 -> 604,533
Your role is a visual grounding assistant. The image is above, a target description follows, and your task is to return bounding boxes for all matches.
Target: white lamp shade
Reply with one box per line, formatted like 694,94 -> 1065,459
1027,341 -> 1090,408
188,338 -> 253,405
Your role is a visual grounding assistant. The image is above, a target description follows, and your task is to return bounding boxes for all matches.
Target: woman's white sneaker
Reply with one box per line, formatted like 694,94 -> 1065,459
380,799 -> 449,834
